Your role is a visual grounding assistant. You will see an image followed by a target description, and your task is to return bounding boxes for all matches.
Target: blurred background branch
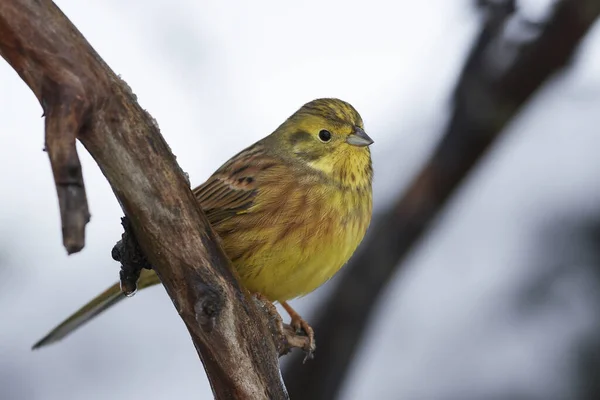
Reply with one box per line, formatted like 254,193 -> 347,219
283,1 -> 600,398
511,209 -> 600,400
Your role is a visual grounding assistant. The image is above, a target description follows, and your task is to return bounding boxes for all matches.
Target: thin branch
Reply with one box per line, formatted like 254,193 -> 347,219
0,1 -> 298,398
283,1 -> 600,398
0,0 -> 95,253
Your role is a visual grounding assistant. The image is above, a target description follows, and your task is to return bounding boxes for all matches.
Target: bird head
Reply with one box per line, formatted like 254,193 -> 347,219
269,98 -> 373,188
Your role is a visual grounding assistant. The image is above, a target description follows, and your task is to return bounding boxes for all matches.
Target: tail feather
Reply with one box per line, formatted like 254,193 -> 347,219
32,283 -> 125,349
32,269 -> 160,350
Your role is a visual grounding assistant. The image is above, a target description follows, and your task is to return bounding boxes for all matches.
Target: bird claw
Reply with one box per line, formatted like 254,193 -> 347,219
252,294 -> 316,360
289,315 -> 315,362
281,301 -> 316,362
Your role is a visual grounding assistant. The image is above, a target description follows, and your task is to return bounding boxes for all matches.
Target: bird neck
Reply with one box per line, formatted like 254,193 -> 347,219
306,149 -> 373,190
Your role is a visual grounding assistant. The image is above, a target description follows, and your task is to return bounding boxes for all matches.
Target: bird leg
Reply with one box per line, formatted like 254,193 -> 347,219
281,301 -> 315,362
252,294 -> 315,360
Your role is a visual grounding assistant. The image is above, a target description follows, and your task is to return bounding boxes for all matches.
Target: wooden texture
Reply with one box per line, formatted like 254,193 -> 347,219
0,1 -> 294,398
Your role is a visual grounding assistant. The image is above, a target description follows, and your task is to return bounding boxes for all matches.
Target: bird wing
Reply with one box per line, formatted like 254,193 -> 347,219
192,142 -> 277,226
193,174 -> 257,224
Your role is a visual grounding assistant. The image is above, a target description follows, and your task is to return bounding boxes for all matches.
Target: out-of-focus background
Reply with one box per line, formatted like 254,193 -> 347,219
1,0 -> 600,399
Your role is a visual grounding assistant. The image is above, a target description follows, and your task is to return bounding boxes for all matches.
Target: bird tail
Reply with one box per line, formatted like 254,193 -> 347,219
32,268 -> 160,350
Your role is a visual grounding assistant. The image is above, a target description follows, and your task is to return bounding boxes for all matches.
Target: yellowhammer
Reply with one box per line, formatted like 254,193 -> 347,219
33,98 -> 374,352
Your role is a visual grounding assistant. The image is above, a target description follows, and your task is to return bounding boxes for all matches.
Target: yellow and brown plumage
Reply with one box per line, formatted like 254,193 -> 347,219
33,98 -> 374,350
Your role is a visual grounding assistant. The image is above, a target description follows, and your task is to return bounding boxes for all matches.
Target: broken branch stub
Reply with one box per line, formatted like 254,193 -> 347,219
0,2 -> 98,253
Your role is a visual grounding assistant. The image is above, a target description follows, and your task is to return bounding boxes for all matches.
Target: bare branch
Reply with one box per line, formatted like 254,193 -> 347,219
44,94 -> 91,253
0,1 -> 96,253
0,1 -> 296,398
283,1 -> 600,398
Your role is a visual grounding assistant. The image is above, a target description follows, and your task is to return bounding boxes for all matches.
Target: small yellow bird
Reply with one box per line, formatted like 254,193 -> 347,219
33,98 -> 374,350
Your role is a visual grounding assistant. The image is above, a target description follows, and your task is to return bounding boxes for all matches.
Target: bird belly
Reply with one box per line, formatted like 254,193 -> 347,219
241,236 -> 358,301
226,207 -> 369,302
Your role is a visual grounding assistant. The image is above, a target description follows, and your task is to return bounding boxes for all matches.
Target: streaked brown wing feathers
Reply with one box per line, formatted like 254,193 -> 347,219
191,142 -> 276,225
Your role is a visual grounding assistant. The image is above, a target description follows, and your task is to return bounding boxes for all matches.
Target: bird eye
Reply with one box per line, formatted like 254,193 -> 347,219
318,130 -> 332,142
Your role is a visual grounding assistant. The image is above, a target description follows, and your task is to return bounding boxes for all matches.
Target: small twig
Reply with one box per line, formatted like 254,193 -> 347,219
281,325 -> 316,359
0,2 -> 97,254
41,62 -> 92,254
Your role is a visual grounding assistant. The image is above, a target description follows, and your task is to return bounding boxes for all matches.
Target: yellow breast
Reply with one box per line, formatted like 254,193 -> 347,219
215,178 -> 372,302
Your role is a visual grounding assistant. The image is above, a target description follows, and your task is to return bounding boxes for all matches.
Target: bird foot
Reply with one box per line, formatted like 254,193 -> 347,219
252,294 -> 315,360
282,301 -> 316,362
289,315 -> 315,362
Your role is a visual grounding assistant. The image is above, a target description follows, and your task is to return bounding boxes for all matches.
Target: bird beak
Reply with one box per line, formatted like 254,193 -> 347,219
346,127 -> 374,147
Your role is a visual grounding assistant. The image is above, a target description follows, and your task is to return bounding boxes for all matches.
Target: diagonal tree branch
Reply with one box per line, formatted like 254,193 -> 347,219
0,1 -> 297,398
283,1 -> 600,398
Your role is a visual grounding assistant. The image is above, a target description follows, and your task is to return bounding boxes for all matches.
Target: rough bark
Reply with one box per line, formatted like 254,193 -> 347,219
283,1 -> 600,398
0,1 -> 296,398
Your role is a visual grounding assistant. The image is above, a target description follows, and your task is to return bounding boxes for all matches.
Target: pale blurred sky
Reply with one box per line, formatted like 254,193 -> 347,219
1,1 -> 600,399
